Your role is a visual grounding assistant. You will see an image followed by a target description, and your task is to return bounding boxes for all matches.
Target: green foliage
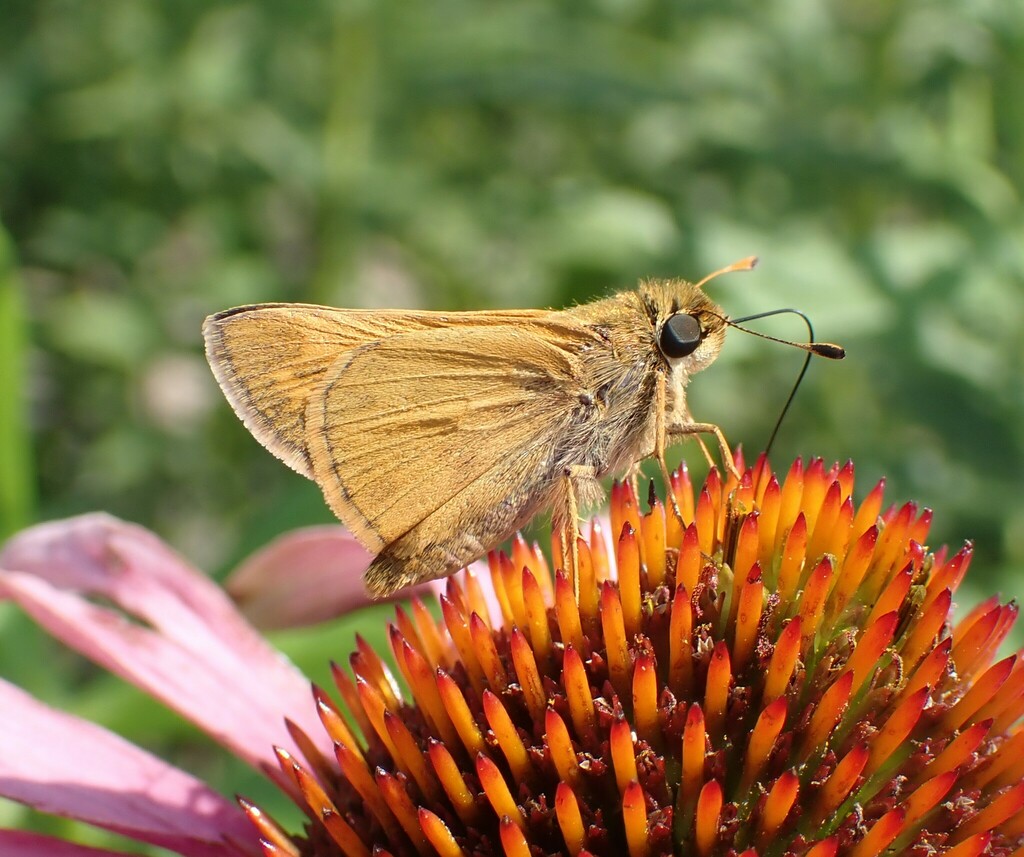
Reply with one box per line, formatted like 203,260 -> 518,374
1,0 -> 1023,844
0,224 -> 36,539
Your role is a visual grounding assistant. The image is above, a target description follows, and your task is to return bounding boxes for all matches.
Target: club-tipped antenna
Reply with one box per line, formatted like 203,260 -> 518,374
694,256 -> 759,290
726,313 -> 846,361
718,307 -> 846,457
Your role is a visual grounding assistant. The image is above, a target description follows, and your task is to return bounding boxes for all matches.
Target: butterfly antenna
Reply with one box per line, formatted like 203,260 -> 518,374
723,308 -> 846,457
694,256 -> 759,290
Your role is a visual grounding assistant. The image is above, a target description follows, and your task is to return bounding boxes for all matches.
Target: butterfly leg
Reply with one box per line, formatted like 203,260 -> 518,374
669,421 -> 742,482
654,372 -> 686,528
563,476 -> 580,599
694,435 -> 717,471
558,464 -> 600,601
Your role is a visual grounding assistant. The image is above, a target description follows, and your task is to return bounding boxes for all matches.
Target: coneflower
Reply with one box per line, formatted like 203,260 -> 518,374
247,455 -> 1024,857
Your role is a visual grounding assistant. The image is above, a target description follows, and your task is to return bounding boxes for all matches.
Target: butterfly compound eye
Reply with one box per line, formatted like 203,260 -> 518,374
659,313 -> 703,358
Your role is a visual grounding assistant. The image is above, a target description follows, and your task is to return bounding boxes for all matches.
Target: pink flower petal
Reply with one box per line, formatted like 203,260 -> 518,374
226,525 -> 377,629
227,526 -> 503,630
0,831 -> 132,857
0,680 -> 258,857
0,514 -> 326,774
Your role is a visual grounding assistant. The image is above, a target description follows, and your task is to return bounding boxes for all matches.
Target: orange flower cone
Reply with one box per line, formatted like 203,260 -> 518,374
248,455 -> 1024,856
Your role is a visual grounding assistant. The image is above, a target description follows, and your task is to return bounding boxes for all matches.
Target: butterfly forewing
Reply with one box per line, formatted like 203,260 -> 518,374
203,304 -> 551,478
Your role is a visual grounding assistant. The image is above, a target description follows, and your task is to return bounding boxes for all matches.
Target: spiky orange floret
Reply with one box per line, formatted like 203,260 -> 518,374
246,455 -> 1024,857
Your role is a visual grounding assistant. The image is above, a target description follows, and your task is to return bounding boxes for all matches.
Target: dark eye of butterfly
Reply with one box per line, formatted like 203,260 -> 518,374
659,313 -> 703,358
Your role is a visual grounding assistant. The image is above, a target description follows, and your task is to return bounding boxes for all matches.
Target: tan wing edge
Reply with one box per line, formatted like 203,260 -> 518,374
203,305 -> 337,479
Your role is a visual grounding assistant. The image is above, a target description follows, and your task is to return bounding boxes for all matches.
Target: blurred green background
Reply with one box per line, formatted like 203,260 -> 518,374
1,0 -> 1023,851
